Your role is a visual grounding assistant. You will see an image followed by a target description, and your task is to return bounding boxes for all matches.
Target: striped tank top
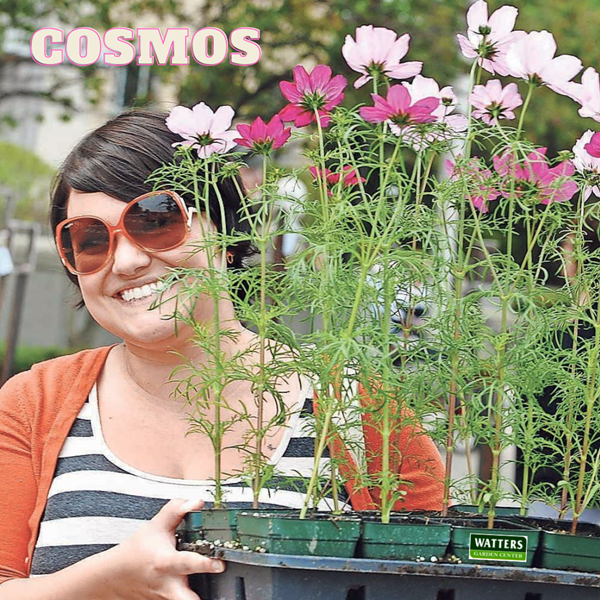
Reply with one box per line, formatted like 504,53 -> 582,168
31,381 -> 349,576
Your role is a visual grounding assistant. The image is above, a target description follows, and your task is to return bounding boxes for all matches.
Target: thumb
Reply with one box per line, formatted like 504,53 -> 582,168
153,498 -> 204,532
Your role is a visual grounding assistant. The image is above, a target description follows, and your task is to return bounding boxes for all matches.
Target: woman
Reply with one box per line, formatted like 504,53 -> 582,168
0,110 -> 444,599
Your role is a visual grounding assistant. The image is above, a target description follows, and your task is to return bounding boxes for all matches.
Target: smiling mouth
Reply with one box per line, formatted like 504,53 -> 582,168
119,281 -> 167,302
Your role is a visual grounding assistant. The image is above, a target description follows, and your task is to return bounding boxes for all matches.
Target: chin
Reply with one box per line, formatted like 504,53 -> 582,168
120,327 -> 191,351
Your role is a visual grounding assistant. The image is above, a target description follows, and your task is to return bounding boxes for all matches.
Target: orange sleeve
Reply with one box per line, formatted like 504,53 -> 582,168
0,371 -> 38,585
364,418 -> 445,511
394,417 -> 445,510
358,380 -> 445,511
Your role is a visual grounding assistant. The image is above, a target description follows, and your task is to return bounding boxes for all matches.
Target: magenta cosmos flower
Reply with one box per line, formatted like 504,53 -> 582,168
402,75 -> 467,131
359,84 -> 439,129
279,65 -> 347,128
493,148 -> 577,205
585,131 -> 600,158
398,76 -> 466,149
470,80 -> 522,125
166,102 -> 238,159
310,165 -> 364,190
447,158 -> 500,213
342,25 -> 422,89
235,115 -> 291,154
505,31 -> 582,97
573,131 -> 600,199
457,0 -> 524,76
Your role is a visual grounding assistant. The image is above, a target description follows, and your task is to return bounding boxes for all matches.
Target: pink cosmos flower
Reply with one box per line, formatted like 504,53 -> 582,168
570,67 -> 600,123
456,0 -> 525,76
573,131 -> 600,200
359,84 -> 439,128
493,147 -> 577,204
166,102 -> 238,159
342,25 -> 422,89
585,131 -> 600,158
397,76 -> 467,149
235,115 -> 291,154
505,31 -> 582,97
470,80 -> 522,125
279,65 -> 347,128
447,158 -> 500,213
402,75 -> 467,132
309,165 -> 365,195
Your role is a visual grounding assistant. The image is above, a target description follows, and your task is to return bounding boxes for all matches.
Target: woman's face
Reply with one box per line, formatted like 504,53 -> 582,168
66,190 -> 225,350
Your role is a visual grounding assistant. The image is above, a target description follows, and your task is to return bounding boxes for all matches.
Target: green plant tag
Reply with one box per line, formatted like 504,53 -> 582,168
469,533 -> 527,561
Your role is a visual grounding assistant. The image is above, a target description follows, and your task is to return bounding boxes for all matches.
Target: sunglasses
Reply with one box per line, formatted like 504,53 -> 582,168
56,191 -> 197,275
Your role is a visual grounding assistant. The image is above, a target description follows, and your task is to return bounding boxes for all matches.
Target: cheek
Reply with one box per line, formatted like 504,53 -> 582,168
160,244 -> 221,270
77,273 -> 105,304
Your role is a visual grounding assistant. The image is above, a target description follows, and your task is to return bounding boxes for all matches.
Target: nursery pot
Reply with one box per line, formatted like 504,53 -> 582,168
358,514 -> 451,561
450,504 -> 523,518
181,510 -> 204,542
517,517 -> 600,573
449,517 -> 540,567
236,511 -> 361,557
182,508 -> 240,543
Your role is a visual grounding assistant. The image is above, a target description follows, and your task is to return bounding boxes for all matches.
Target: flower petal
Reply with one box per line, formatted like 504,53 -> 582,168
210,105 -> 235,134
292,65 -> 311,92
309,64 -> 333,91
488,5 -> 518,39
280,80 -> 302,103
165,106 -> 195,136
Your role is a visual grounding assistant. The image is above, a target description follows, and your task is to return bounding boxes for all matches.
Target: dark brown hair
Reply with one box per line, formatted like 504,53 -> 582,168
50,109 -> 255,295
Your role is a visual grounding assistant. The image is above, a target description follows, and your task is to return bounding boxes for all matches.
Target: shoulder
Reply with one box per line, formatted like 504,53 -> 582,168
0,346 -> 114,418
3,345 -> 113,389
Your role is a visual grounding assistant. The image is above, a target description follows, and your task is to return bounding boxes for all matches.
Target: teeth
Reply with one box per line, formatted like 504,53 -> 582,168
120,281 -> 165,302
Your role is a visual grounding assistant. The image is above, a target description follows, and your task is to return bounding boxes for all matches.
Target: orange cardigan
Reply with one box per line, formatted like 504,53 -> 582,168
0,346 -> 444,585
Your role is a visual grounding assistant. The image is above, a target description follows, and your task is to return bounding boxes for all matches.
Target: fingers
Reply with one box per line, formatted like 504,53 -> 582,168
153,498 -> 205,532
175,551 -> 226,575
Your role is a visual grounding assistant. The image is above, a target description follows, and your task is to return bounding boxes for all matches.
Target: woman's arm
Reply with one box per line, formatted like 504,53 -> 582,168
0,499 -> 224,600
0,372 -> 222,599
356,378 -> 445,511
0,372 -> 38,585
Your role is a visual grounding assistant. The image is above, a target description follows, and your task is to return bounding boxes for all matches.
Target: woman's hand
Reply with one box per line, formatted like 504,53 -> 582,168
105,498 -> 225,600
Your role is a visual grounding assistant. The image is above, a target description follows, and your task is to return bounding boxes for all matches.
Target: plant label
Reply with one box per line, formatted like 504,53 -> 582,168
469,533 -> 527,562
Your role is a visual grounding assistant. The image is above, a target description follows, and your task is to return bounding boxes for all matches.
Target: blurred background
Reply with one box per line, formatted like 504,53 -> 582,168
0,0 -> 598,380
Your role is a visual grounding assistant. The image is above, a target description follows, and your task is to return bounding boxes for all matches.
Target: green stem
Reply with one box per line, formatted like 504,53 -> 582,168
464,60 -> 481,160
379,242 -> 395,523
561,190 -> 586,515
516,84 -> 535,142
300,385 -> 337,519
572,301 -> 600,534
520,396 -> 534,515
204,160 -> 225,508
251,157 -> 272,508
487,297 -> 509,529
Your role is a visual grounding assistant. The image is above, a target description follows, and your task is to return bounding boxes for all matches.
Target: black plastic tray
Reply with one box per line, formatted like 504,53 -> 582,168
189,548 -> 600,600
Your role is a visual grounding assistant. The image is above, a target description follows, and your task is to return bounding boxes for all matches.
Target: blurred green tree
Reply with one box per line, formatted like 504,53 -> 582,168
0,0 -> 597,151
0,141 -> 53,225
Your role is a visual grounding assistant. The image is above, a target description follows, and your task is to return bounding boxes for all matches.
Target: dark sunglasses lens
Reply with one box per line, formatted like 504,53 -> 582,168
60,218 -> 110,274
124,193 -> 188,251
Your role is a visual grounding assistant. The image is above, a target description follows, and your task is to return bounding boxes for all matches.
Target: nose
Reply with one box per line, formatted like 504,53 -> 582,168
111,232 -> 152,275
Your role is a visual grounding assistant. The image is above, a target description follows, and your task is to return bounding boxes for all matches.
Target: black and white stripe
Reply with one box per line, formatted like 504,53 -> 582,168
31,383 -> 349,576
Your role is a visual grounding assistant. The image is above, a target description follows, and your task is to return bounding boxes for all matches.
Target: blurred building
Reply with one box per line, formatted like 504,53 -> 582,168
0,24 -> 180,350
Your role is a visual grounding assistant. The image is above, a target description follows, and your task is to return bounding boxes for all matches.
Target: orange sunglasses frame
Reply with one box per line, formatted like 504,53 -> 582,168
55,191 -> 197,275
